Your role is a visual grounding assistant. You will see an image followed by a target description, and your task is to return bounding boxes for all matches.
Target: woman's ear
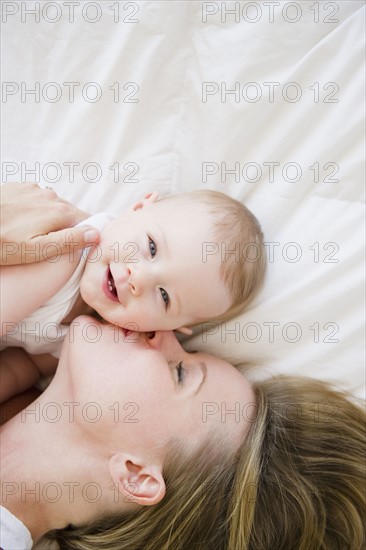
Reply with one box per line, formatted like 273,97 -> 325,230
132,192 -> 159,211
109,453 -> 166,506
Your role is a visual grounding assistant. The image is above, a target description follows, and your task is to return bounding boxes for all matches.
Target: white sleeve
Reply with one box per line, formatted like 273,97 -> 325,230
0,506 -> 33,550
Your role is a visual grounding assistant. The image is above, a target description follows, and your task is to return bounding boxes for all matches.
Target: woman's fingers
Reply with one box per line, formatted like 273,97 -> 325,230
1,225 -> 100,265
1,182 -> 100,264
31,226 -> 101,262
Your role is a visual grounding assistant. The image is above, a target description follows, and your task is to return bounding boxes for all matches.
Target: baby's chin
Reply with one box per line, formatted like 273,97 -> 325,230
95,309 -> 142,332
101,314 -> 176,333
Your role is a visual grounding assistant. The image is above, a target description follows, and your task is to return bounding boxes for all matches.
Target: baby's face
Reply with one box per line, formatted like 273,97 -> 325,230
80,196 -> 231,331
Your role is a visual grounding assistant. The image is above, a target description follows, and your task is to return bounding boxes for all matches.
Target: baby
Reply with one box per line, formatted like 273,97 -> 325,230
0,190 -> 266,401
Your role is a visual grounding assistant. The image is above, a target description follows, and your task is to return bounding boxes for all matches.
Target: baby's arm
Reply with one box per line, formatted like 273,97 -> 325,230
0,348 -> 42,403
0,248 -> 82,336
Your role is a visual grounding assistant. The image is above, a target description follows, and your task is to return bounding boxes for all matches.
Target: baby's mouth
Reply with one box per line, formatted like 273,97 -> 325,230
107,268 -> 117,295
106,266 -> 119,301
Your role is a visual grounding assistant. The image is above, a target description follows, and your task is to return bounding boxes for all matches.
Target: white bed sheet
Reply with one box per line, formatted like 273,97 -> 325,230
2,0 -> 365,398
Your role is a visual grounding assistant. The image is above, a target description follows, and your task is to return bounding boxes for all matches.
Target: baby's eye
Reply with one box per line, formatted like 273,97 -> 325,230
148,236 -> 157,258
176,361 -> 185,385
160,288 -> 170,310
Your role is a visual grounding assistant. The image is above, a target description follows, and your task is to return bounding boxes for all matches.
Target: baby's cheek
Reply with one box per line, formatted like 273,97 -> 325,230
80,262 -> 95,293
104,307 -> 141,331
79,275 -> 90,304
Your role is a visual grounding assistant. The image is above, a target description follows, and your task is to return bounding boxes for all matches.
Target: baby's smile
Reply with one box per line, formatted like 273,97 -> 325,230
103,266 -> 119,303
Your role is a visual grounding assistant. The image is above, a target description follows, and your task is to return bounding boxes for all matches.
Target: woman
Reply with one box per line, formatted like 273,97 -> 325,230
1,186 -> 365,549
1,318 -> 252,546
1,315 -> 364,550
1,317 -> 365,550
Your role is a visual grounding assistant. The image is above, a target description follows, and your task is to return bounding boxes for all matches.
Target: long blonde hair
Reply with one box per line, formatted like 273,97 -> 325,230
229,376 -> 365,549
37,376 -> 365,550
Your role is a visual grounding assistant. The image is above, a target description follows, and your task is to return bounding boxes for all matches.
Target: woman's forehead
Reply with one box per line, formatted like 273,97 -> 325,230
197,352 -> 253,394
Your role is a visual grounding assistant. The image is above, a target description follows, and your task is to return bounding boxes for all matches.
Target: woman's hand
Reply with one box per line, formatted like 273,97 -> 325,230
1,182 -> 101,265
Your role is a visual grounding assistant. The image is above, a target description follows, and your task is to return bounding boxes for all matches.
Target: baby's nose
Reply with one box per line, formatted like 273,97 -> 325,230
128,267 -> 147,296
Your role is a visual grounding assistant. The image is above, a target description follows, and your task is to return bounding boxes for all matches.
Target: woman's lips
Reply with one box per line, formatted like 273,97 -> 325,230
102,266 -> 120,303
122,328 -> 135,338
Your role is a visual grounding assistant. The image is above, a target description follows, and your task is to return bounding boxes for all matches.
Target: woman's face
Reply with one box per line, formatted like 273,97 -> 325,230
56,316 -> 254,457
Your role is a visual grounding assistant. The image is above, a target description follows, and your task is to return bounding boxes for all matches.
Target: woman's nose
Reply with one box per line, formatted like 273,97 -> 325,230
147,330 -> 183,355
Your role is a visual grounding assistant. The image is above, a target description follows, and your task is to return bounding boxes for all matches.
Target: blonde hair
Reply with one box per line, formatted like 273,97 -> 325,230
37,376 -> 365,549
229,376 -> 365,549
160,190 -> 266,320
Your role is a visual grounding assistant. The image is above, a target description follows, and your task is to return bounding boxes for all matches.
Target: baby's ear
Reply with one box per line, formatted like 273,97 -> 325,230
175,326 -> 194,336
132,192 -> 159,211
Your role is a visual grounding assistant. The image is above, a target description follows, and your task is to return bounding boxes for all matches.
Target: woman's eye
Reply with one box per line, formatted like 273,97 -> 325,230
148,236 -> 157,257
176,362 -> 185,385
160,288 -> 170,310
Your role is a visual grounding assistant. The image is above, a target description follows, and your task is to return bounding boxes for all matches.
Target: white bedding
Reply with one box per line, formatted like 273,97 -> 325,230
2,0 -> 365,398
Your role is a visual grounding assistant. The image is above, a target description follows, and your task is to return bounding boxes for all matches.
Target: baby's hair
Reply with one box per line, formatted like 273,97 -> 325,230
160,190 -> 266,321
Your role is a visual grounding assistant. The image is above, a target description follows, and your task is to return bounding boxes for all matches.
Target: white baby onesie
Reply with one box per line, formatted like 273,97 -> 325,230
0,212 -> 116,358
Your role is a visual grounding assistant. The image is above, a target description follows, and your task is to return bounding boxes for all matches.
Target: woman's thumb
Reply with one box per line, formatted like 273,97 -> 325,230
35,225 -> 100,260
